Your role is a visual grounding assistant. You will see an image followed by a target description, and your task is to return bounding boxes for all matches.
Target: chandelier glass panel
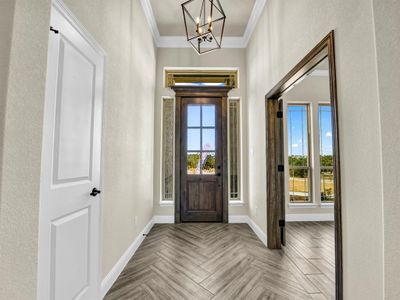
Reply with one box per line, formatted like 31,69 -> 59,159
181,0 -> 226,55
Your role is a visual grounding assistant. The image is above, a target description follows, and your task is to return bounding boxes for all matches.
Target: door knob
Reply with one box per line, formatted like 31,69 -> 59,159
217,173 -> 221,177
90,188 -> 101,197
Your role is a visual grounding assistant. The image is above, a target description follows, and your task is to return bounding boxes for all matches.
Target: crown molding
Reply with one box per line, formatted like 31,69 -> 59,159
140,0 -> 161,46
157,36 -> 246,48
242,0 -> 266,46
140,0 -> 266,49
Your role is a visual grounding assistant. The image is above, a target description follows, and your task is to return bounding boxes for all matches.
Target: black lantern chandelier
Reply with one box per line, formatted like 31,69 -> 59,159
181,0 -> 226,55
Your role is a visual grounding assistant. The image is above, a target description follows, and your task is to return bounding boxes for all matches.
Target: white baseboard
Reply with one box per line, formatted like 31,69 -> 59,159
229,215 -> 267,247
286,213 -> 334,222
100,218 -> 154,298
153,215 -> 175,224
247,217 -> 268,247
228,215 -> 249,223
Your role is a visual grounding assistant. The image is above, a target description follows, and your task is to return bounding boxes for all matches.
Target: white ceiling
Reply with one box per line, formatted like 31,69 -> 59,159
140,0 -> 267,48
149,0 -> 256,37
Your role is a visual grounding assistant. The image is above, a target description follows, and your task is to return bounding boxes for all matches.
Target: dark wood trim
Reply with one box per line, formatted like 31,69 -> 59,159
173,87 -> 231,224
266,99 -> 284,248
265,31 -> 343,300
328,31 -> 343,300
266,34 -> 331,100
174,94 -> 182,224
221,94 -> 229,223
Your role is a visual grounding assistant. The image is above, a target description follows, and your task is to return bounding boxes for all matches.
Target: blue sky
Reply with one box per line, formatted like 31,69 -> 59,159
288,105 -> 333,156
318,106 -> 333,155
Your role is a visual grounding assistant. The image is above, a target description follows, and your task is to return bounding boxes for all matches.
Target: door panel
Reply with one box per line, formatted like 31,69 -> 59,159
38,3 -> 105,300
181,98 -> 222,222
54,38 -> 95,183
52,208 -> 90,300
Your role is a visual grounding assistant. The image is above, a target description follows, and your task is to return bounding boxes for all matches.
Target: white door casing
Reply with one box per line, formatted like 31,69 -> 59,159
38,2 -> 105,299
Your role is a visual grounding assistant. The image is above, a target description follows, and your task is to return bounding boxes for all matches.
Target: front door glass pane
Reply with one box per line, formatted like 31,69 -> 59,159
187,152 -> 201,174
187,104 -> 217,175
187,105 -> 201,127
202,105 -> 215,127
187,129 -> 201,151
202,129 -> 215,151
201,152 -> 216,174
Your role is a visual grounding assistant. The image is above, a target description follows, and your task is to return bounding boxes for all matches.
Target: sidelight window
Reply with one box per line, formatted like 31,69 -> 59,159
228,99 -> 241,200
287,104 -> 312,203
161,98 -> 175,201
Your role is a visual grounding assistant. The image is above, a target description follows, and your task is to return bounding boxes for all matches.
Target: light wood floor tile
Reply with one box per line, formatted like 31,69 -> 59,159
104,222 -> 335,300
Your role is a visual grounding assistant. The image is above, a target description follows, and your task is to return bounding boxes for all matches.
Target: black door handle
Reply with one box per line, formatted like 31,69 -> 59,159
90,188 -> 101,197
217,173 -> 221,177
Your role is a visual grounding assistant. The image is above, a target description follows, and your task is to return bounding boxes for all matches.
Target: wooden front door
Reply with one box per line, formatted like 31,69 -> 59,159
180,97 -> 223,222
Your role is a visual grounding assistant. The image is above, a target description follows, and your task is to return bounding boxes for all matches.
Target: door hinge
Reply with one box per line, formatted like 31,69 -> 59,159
277,111 -> 283,118
278,165 -> 284,172
50,26 -> 59,34
279,219 -> 285,227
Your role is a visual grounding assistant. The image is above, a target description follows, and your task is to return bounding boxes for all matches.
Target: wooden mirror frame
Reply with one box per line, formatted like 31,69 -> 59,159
265,31 -> 342,299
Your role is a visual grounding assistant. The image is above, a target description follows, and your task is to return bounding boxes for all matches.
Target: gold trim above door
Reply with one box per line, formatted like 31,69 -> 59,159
165,69 -> 238,89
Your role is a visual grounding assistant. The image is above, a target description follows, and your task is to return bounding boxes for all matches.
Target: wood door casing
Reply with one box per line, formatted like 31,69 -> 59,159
181,98 -> 222,222
173,87 -> 230,223
266,99 -> 285,248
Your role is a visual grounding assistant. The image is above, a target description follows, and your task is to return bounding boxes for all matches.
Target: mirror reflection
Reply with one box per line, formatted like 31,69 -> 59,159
281,56 -> 336,299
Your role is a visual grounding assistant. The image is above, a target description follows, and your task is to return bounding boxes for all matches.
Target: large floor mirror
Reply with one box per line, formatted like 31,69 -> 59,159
265,31 -> 342,299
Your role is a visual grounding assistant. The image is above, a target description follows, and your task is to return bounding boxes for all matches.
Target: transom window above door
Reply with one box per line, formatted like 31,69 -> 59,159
187,104 -> 217,175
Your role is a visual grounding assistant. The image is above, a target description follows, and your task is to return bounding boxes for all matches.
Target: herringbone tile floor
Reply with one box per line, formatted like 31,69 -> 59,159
105,222 -> 334,300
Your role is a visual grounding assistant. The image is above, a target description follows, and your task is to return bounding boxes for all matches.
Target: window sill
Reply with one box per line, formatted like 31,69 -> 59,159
159,201 -> 246,207
288,203 -> 318,209
321,203 -> 334,208
288,203 -> 334,209
229,200 -> 244,206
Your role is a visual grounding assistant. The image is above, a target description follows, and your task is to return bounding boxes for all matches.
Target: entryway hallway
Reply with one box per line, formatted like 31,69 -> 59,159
105,223 -> 334,300
1,0 -> 398,299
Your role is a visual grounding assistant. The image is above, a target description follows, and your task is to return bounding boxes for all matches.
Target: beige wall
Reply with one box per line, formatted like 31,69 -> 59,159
0,0 -> 52,299
246,0 -> 384,298
62,0 -> 157,278
0,0 -> 16,216
153,48 -> 249,217
372,1 -> 400,298
0,1 -> 156,298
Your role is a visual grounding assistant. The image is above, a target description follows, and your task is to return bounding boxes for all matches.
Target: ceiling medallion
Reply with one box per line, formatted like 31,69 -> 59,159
181,0 -> 226,55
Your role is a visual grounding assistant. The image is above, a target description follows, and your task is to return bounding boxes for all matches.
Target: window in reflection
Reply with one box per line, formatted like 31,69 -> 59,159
287,104 -> 312,203
319,104 -> 335,202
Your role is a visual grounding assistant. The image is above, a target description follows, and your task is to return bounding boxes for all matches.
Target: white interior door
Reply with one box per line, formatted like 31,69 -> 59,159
38,3 -> 105,300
